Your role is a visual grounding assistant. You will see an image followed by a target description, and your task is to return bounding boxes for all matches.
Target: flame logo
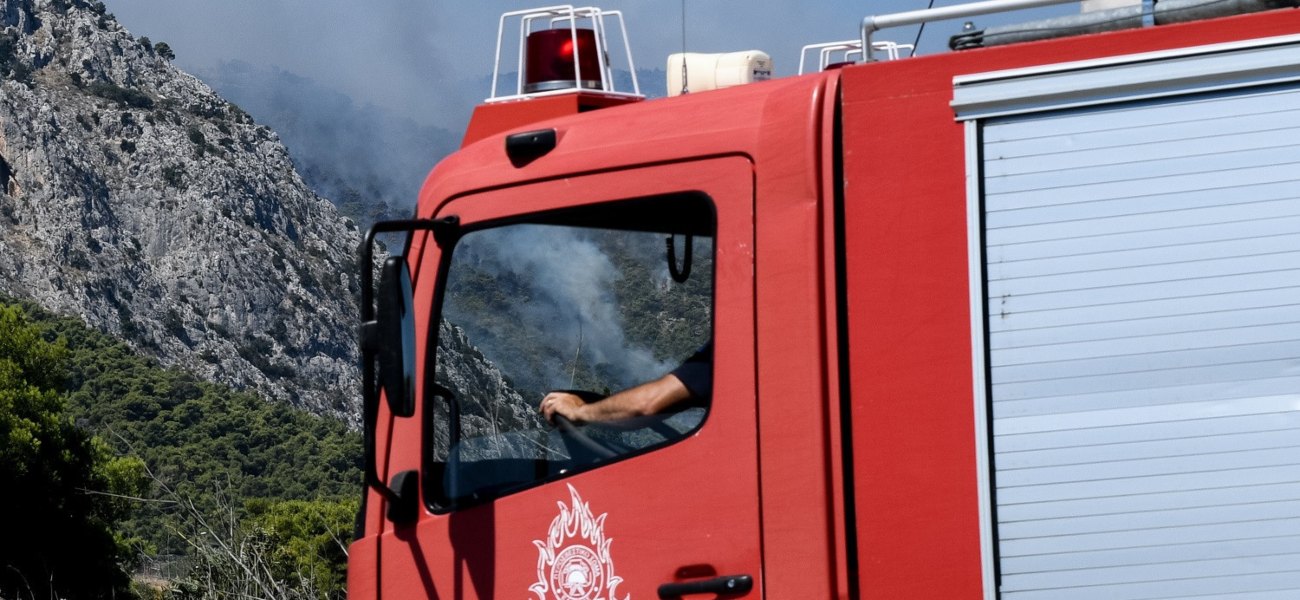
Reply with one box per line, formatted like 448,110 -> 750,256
530,484 -> 628,600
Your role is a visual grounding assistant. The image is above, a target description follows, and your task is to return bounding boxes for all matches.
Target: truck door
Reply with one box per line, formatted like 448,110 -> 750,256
380,157 -> 760,599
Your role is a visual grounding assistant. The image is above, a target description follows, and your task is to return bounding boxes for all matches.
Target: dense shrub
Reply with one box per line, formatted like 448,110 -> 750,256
87,81 -> 155,109
0,304 -> 147,600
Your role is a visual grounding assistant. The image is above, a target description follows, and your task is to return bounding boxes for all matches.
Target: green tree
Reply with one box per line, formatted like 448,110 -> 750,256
154,41 -> 174,60
0,305 -> 146,600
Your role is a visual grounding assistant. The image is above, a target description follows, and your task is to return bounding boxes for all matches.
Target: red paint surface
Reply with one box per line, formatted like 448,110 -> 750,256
460,92 -> 641,147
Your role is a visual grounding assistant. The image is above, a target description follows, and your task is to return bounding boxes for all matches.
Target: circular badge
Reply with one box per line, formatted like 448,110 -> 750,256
550,545 -> 604,600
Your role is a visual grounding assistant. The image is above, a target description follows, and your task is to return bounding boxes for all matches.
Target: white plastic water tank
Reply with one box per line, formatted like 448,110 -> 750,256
666,51 -> 772,97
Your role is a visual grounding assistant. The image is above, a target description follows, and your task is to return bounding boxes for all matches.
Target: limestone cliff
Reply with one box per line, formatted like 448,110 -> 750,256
0,0 -> 364,419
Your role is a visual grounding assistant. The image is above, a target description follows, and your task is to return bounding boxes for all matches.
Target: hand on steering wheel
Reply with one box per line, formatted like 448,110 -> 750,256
539,390 -> 590,423
540,390 -> 618,460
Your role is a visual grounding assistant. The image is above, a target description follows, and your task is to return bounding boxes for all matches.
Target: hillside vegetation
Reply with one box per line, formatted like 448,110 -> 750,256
0,298 -> 361,599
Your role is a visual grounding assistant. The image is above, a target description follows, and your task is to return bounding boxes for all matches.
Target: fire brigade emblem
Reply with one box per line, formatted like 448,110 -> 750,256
530,484 -> 627,600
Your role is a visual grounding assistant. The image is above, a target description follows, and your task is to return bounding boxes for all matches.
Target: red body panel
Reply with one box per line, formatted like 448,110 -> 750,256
461,92 -> 642,147
838,9 -> 1300,599
351,8 -> 1300,599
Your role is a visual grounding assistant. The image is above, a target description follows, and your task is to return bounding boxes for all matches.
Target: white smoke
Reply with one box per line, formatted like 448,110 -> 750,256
452,224 -> 673,394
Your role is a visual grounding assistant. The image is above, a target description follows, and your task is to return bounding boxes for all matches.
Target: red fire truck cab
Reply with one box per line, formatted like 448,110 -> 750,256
352,2 -> 1300,598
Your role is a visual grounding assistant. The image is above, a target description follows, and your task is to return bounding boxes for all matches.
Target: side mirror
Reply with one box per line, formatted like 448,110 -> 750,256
375,257 -> 416,417
358,218 -> 442,511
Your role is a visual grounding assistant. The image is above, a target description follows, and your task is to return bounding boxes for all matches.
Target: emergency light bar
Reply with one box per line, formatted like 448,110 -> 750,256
489,5 -> 643,103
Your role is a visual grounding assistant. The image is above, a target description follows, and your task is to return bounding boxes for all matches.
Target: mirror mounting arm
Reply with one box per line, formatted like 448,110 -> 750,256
667,234 -> 693,283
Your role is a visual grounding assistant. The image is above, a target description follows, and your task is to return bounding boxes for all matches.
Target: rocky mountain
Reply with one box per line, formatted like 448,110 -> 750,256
433,319 -> 550,460
0,0 -> 367,419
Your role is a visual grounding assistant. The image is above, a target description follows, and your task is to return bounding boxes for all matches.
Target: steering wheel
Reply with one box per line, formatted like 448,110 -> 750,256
552,414 -> 618,460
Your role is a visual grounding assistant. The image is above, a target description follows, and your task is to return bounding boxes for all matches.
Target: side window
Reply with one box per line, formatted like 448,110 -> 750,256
427,196 -> 714,509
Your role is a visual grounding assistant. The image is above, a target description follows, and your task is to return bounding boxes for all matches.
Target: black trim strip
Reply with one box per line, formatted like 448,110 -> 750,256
832,87 -> 862,600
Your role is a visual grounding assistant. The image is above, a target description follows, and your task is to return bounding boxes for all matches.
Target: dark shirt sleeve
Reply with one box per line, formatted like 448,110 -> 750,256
669,341 -> 713,400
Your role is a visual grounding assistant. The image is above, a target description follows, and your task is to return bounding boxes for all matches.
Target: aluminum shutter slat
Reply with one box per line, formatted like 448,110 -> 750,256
984,163 -> 1300,211
990,306 -> 1300,351
986,134 -> 1300,184
984,99 -> 1300,156
988,231 -> 1300,277
987,197 -> 1300,245
1004,536 -> 1300,576
996,394 -> 1300,435
1000,481 -> 1300,521
990,214 -> 1300,261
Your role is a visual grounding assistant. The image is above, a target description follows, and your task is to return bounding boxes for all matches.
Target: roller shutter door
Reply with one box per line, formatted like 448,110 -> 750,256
982,82 -> 1300,599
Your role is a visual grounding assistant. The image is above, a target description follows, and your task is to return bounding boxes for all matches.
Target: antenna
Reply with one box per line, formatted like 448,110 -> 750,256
911,0 -> 940,56
679,0 -> 689,94
569,320 -> 584,387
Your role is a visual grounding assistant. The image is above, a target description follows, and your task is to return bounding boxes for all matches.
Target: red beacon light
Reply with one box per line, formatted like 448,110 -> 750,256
525,27 -> 601,92
487,6 -> 643,102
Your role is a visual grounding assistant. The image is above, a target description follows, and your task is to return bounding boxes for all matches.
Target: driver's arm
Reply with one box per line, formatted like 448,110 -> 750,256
540,374 -> 692,424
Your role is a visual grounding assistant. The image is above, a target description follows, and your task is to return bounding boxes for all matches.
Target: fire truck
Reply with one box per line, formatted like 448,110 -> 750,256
352,1 -> 1300,597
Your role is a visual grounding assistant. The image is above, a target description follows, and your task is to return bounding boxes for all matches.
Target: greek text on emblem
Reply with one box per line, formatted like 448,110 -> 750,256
530,484 -> 628,600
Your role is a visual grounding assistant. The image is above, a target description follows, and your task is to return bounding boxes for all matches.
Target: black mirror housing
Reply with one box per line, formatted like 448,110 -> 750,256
376,257 -> 416,417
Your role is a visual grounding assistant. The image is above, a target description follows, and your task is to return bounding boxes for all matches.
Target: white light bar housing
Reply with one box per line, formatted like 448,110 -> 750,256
667,51 -> 773,97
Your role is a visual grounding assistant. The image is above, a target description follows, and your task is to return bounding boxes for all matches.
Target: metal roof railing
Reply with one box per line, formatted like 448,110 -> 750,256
861,0 -> 1078,61
798,39 -> 915,74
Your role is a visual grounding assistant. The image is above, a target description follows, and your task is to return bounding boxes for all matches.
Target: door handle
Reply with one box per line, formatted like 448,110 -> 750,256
658,574 -> 753,598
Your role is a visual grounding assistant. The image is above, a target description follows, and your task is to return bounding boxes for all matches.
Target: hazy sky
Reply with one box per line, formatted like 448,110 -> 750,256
99,0 -> 1073,131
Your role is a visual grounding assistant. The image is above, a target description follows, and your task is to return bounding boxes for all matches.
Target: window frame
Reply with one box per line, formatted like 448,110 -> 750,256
421,192 -> 719,514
